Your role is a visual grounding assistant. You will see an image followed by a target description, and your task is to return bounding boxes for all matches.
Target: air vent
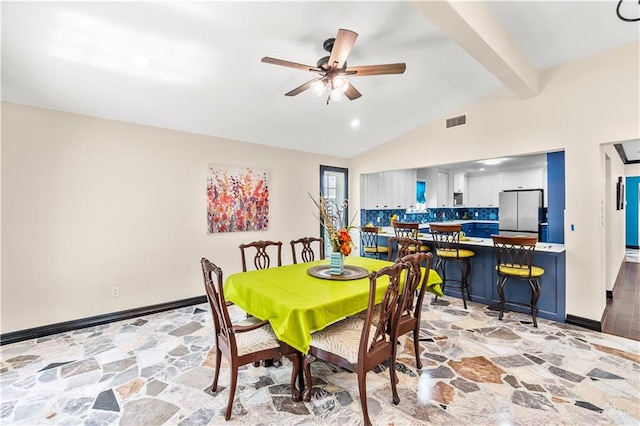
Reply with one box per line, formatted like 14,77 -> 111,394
446,114 -> 466,128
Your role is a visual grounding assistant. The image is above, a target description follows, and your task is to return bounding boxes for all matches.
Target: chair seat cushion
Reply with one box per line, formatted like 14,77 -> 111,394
354,304 -> 382,326
436,248 -> 475,258
364,246 -> 389,253
234,318 -> 280,356
309,317 -> 380,364
497,264 -> 545,278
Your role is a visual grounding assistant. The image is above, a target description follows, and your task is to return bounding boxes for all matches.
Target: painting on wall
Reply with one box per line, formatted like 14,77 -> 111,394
207,165 -> 269,233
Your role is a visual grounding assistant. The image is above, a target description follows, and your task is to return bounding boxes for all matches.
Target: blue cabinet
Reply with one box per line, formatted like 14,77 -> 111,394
540,224 -> 549,243
547,151 -> 565,243
439,243 -> 566,323
473,223 -> 499,238
461,223 -> 474,236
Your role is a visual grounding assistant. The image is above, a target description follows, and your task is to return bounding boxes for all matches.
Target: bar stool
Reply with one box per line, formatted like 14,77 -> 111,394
492,235 -> 544,327
392,221 -> 430,253
360,226 -> 389,259
429,223 -> 474,309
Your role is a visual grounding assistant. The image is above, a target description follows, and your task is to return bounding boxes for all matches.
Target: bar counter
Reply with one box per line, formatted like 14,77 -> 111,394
373,229 -> 566,322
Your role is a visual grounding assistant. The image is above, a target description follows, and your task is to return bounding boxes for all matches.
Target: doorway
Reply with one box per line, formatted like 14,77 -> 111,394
320,165 -> 349,258
625,176 -> 640,248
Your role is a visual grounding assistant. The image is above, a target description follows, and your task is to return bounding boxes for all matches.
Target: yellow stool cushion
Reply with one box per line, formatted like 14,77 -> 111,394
436,248 -> 475,258
497,264 -> 545,277
364,246 -> 389,254
406,245 -> 430,252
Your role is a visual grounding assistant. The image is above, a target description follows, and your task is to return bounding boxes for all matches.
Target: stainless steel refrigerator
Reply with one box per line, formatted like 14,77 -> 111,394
498,189 -> 543,238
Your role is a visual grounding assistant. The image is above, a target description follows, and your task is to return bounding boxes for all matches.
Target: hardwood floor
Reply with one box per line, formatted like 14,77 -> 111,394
602,252 -> 640,341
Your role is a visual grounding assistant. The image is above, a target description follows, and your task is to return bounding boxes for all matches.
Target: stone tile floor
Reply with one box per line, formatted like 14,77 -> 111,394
1,298 -> 639,425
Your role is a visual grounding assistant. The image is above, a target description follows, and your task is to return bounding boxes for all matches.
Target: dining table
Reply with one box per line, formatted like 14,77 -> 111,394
223,256 -> 443,355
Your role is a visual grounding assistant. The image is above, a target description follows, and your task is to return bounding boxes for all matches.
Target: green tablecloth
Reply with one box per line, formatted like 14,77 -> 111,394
223,256 -> 443,354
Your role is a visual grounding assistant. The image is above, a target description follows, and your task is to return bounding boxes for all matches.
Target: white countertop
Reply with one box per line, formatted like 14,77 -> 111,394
379,220 -> 498,232
375,227 -> 565,253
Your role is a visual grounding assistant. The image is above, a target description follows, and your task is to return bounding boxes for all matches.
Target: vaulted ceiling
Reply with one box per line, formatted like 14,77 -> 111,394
2,1 -> 638,158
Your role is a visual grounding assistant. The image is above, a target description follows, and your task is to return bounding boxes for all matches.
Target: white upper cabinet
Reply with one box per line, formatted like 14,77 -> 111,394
485,174 -> 503,207
361,174 -> 376,209
394,169 -> 417,209
467,176 -> 481,206
453,172 -> 467,193
361,170 -> 417,210
436,172 -> 449,207
502,169 -> 544,190
467,174 -> 502,207
377,171 -> 393,209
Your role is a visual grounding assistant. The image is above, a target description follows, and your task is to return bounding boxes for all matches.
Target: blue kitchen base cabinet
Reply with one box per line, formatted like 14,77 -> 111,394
462,223 -> 499,238
434,244 -> 565,323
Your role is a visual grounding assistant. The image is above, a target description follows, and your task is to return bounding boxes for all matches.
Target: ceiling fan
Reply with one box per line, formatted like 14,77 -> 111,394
261,29 -> 406,104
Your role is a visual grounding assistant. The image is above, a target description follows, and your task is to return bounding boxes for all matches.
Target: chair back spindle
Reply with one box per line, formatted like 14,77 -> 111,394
387,236 -> 422,261
392,221 -> 419,239
290,237 -> 324,264
430,223 -> 462,256
360,226 -> 389,259
239,240 -> 283,271
493,235 -> 537,278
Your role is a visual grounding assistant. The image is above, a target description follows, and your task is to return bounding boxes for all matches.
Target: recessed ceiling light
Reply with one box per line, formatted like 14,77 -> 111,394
479,168 -> 485,171
132,54 -> 153,67
350,118 -> 360,128
481,158 -> 505,166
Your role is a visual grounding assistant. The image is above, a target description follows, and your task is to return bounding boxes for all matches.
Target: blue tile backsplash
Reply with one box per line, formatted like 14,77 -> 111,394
360,207 -> 499,226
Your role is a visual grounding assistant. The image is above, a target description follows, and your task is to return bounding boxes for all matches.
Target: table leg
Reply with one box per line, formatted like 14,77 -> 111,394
280,343 -> 304,402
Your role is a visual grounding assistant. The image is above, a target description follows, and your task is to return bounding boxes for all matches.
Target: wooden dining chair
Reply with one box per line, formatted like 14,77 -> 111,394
492,235 -> 544,327
239,240 -> 283,271
200,258 -> 302,420
392,221 -> 430,253
360,226 -> 389,259
395,252 -> 433,369
290,236 -> 324,264
387,236 -> 423,262
301,262 -> 407,426
238,240 -> 285,367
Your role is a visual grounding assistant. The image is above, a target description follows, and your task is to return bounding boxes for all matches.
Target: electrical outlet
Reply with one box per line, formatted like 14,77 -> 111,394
111,286 -> 119,298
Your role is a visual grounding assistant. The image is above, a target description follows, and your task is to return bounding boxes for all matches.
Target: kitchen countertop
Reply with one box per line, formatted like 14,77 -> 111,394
375,226 -> 565,253
378,220 -> 498,233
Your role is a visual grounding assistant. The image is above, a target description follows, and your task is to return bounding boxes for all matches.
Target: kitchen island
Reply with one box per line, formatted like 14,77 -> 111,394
374,225 -> 566,323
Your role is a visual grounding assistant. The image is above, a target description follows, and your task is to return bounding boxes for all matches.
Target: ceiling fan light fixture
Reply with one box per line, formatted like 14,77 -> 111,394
329,88 -> 344,102
332,75 -> 349,92
311,80 -> 326,97
261,28 -> 406,103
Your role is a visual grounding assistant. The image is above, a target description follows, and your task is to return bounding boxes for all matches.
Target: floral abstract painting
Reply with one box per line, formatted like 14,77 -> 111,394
207,165 -> 269,233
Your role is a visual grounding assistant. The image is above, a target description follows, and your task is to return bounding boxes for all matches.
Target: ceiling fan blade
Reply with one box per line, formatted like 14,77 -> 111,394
328,29 -> 358,70
344,83 -> 362,100
285,77 -> 323,96
345,63 -> 407,76
261,57 -> 322,73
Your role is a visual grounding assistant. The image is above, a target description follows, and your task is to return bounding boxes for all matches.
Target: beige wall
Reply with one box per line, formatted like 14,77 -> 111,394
602,144 -> 627,293
2,42 -> 638,334
350,42 -> 639,322
626,163 -> 640,176
1,103 -> 347,333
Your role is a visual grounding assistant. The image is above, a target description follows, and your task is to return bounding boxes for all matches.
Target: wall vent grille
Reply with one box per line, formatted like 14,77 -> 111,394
446,115 -> 467,128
